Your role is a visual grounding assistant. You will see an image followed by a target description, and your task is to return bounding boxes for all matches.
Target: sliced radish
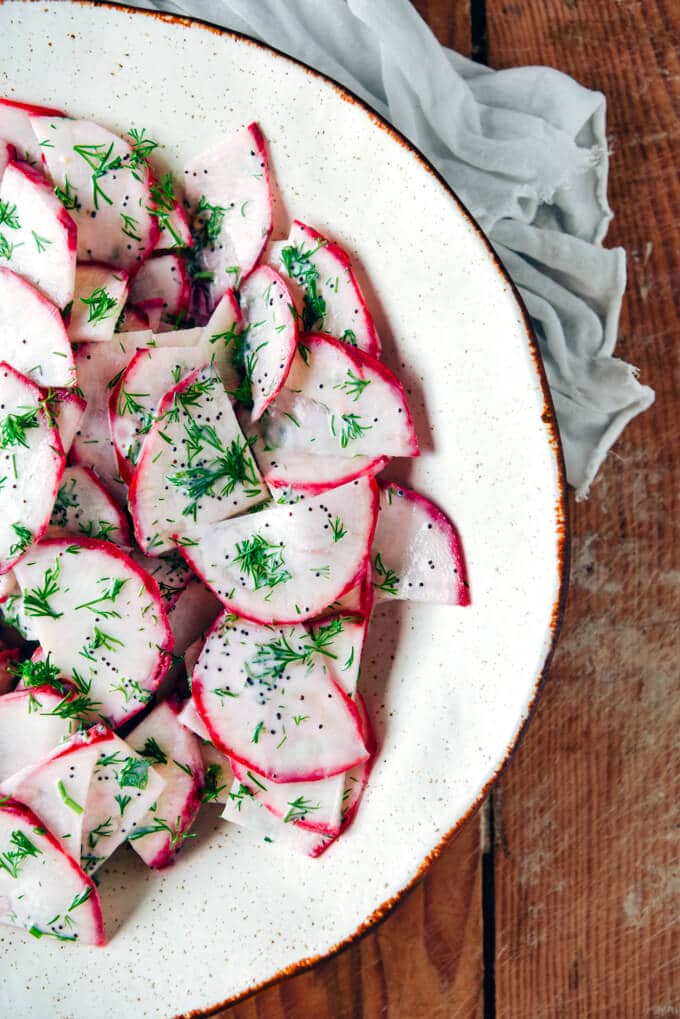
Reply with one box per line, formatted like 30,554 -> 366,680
191,611 -> 369,782
126,700 -> 205,868
178,476 -> 378,625
47,465 -> 131,546
0,685 -> 73,782
183,123 -> 272,308
67,263 -> 129,343
108,345 -> 205,480
0,570 -> 18,604
148,172 -> 192,251
116,303 -> 150,332
129,254 -> 190,328
50,388 -> 86,455
70,330 -> 153,502
12,538 -> 173,727
128,365 -> 268,555
201,288 -> 242,393
31,117 -> 158,270
0,797 -> 104,945
136,298 -> 164,332
198,740 -> 232,806
0,140 -> 12,179
0,268 -> 76,386
274,221 -> 380,356
177,696 -> 211,742
238,265 -> 297,420
166,578 -> 221,656
372,483 -> 470,605
0,98 -> 63,166
0,363 -> 65,574
130,550 -> 192,611
0,648 -> 19,693
261,334 -> 418,460
0,160 -> 76,308
228,614 -> 369,835
251,439 -> 388,495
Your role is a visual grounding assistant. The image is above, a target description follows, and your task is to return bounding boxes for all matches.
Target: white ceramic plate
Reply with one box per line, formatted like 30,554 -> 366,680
0,3 -> 567,1016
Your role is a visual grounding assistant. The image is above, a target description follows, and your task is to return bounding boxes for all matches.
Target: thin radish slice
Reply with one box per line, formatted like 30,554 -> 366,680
50,388 -> 86,455
31,117 -> 158,270
167,578 -> 221,656
116,303 -> 150,332
177,696 -> 211,742
129,254 -> 190,327
222,788 -> 334,858
67,263 -> 129,343
249,434 -> 388,494
128,365 -> 268,556
201,288 -> 242,393
0,363 -> 65,574
238,265 -> 298,420
0,160 -> 76,308
136,298 -> 164,332
71,330 -> 154,502
148,172 -> 192,251
130,550 -> 192,612
0,648 -> 19,693
0,140 -> 12,178
126,700 -> 205,868
0,797 -> 105,945
178,476 -> 378,625
12,538 -> 173,728
192,612 -> 369,783
47,465 -> 131,546
108,345 -> 205,480
0,570 -> 18,604
228,614 -> 369,835
0,268 -> 76,386
0,97 -> 63,166
274,221 -> 380,356
183,123 -> 272,308
0,686 -> 73,782
198,741 -> 232,806
372,483 -> 470,605
261,334 -> 418,459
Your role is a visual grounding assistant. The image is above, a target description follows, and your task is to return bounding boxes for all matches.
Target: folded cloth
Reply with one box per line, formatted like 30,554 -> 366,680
123,0 -> 655,498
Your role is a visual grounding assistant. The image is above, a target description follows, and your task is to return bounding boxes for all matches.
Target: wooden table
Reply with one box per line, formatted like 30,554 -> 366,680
220,2 -> 679,1015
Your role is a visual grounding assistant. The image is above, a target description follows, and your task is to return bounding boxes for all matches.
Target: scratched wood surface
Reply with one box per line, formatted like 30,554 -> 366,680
485,1 -> 680,1016
218,1 -> 679,1016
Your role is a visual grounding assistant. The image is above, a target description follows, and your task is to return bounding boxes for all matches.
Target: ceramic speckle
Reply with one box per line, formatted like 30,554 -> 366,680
0,3 -> 566,1017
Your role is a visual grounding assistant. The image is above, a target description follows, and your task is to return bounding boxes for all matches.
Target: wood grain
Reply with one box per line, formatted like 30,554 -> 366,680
485,1 -> 680,1016
412,0 -> 472,51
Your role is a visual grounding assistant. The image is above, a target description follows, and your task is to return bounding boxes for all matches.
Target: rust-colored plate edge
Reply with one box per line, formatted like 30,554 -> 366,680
8,2 -> 570,1014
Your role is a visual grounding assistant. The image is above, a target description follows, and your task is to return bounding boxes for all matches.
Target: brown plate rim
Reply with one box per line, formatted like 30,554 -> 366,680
9,2 -> 570,1014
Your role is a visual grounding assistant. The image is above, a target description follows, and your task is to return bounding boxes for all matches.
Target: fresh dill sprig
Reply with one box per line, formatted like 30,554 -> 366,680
80,286 -> 118,325
233,534 -> 291,592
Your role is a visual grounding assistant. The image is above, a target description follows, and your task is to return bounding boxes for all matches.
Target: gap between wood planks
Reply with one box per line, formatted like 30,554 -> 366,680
470,3 -> 494,1016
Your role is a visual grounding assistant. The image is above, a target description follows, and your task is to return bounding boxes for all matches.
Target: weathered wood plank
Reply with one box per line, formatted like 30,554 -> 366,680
413,0 -> 472,51
486,1 -> 680,1015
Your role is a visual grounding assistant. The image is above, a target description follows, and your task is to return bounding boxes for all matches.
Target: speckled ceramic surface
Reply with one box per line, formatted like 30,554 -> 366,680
0,3 -> 566,1016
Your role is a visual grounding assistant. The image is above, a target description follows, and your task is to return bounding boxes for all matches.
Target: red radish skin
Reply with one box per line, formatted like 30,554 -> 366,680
47,465 -> 131,546
0,268 -> 76,386
177,476 -> 379,625
0,160 -> 76,307
257,448 -> 388,496
237,265 -> 298,420
0,362 -> 65,574
129,253 -> 191,324
0,141 -> 12,178
0,797 -> 105,946
191,611 -> 369,783
0,98 -> 64,167
184,123 -> 272,310
12,538 -> 174,728
372,482 -> 471,606
67,262 -> 129,343
31,116 -> 160,269
148,173 -> 193,252
261,333 -> 419,462
275,220 -> 381,357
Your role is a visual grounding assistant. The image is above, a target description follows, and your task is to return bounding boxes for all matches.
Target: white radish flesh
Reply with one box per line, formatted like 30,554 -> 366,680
372,483 -> 471,605
50,388 -> 86,455
191,612 -> 369,782
0,686 -> 73,782
183,123 -> 272,308
0,160 -> 76,308
0,797 -> 105,945
47,465 -> 131,546
0,97 -> 63,165
128,366 -> 268,555
0,363 -> 65,573
129,254 -> 190,325
126,700 -> 205,868
130,550 -> 192,611
0,268 -> 76,386
178,476 -> 378,624
274,221 -> 380,356
13,538 -> 173,727
238,265 -> 297,420
31,116 -> 158,270
68,263 -> 129,343
166,577 -> 221,656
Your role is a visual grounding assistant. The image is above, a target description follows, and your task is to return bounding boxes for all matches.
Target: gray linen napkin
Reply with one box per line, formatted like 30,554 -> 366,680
124,0 -> 655,498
